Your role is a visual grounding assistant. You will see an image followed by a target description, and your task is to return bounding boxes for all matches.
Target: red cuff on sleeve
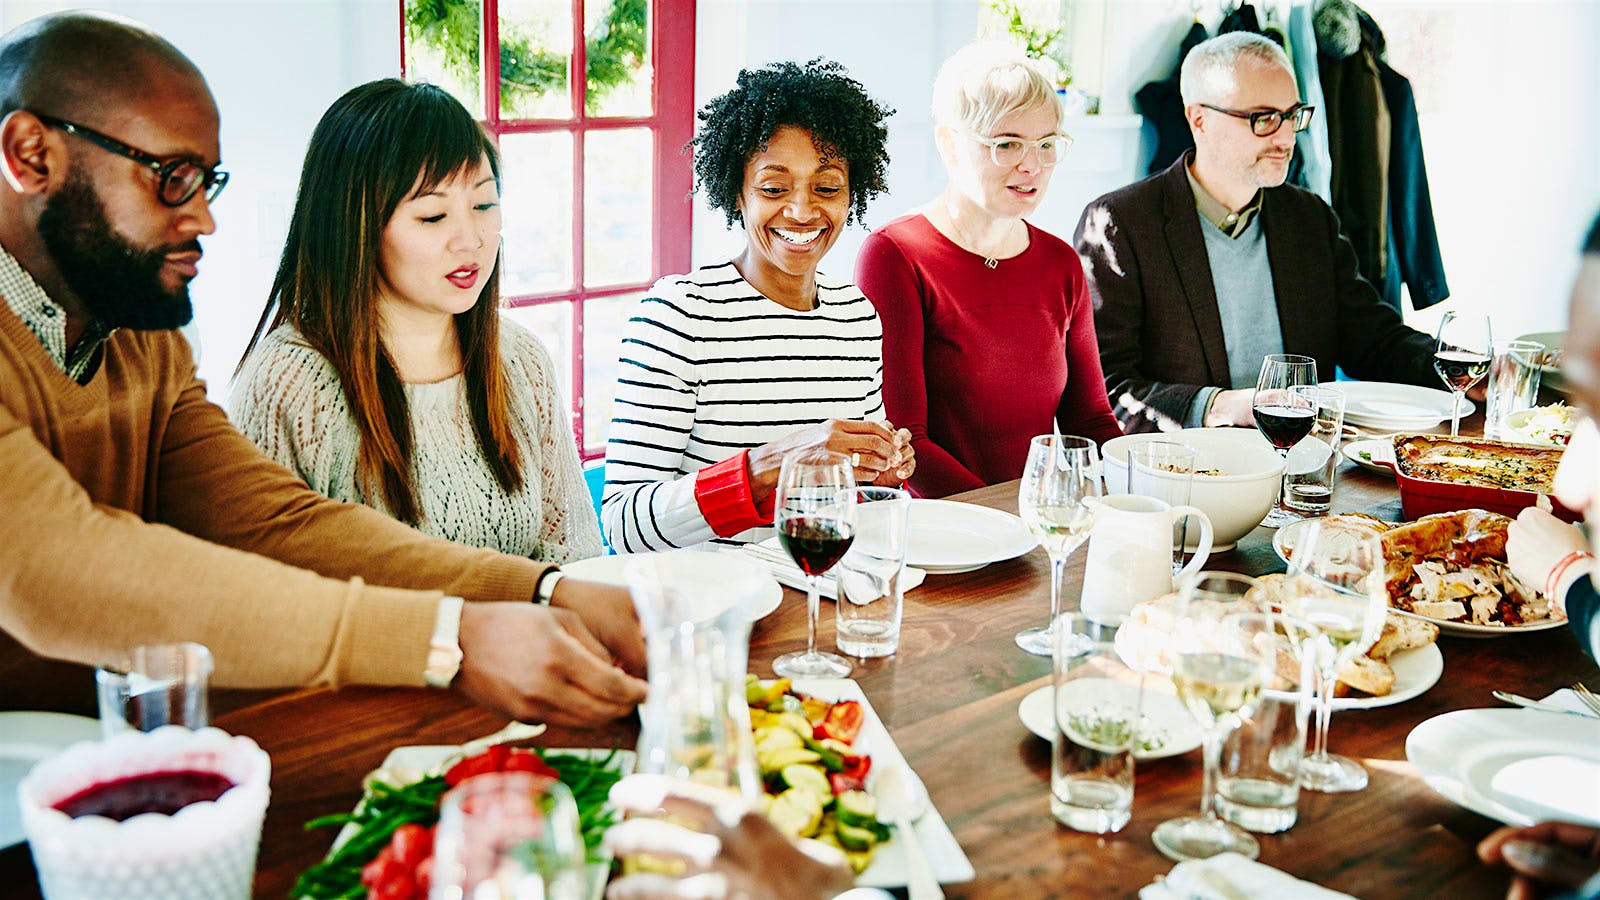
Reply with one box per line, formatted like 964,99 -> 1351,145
694,450 -> 765,537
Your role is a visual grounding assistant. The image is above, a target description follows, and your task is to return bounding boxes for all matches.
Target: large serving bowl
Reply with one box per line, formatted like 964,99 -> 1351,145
1100,428 -> 1285,550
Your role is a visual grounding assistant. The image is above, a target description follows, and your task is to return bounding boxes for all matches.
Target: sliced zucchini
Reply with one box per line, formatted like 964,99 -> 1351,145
834,790 -> 877,828
780,764 -> 832,803
758,747 -> 822,774
835,821 -> 880,852
768,788 -> 823,838
754,726 -> 805,752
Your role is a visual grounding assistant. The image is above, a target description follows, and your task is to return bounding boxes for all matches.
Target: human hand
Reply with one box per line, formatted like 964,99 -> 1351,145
1203,389 -> 1257,427
1506,507 -> 1590,604
1478,821 -> 1600,899
454,601 -> 648,726
872,428 -> 915,487
548,578 -> 648,678
747,420 -> 903,502
603,774 -> 857,900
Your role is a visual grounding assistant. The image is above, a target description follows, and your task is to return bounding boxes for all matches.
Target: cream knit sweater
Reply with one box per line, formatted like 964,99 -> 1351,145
229,320 -> 602,563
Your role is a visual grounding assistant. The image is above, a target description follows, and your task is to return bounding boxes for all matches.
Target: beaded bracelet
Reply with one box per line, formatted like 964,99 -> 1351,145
1545,550 -> 1594,600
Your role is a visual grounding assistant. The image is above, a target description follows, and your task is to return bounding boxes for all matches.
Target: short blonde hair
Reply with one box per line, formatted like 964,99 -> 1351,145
931,41 -> 1062,136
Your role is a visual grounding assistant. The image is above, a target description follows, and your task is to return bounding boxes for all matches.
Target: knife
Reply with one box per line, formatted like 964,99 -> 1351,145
1492,691 -> 1600,718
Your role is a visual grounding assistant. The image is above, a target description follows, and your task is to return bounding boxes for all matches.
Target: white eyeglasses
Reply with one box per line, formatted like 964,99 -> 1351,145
965,131 -> 1074,168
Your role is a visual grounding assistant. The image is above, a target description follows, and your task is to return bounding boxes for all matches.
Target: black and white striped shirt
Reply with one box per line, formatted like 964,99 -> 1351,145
601,262 -> 885,552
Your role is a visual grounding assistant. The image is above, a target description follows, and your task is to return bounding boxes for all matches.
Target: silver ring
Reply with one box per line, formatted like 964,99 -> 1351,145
850,451 -> 861,468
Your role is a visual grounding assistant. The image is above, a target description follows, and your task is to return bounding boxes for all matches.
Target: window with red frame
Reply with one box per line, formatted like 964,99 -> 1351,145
401,0 -> 695,459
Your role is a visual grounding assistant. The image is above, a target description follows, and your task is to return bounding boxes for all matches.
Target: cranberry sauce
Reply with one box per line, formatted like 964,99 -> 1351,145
52,770 -> 235,821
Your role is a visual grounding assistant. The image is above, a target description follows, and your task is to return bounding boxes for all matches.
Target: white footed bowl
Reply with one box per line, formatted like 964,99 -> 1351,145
1101,428 -> 1285,550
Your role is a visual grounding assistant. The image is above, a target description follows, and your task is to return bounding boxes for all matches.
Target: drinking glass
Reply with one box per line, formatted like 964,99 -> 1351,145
95,642 -> 213,738
772,450 -> 858,679
1015,435 -> 1102,656
1434,312 -> 1493,437
1214,612 -> 1320,834
1152,572 -> 1269,862
1253,354 -> 1318,527
1275,520 -> 1388,793
835,486 -> 911,658
1282,386 -> 1345,515
1051,614 -> 1141,834
429,772 -> 589,900
1484,339 -> 1545,440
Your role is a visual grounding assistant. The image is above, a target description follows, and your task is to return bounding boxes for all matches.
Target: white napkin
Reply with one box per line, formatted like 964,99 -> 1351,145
1539,688 -> 1598,716
743,538 -> 926,601
1139,853 -> 1358,900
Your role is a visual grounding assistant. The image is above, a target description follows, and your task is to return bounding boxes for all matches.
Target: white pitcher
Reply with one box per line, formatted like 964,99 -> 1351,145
1081,494 -> 1213,618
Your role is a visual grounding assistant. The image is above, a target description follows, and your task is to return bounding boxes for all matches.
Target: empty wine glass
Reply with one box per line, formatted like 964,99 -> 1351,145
1015,434 -> 1101,656
1277,520 -> 1388,793
429,771 -> 589,900
1152,572 -> 1270,862
1434,312 -> 1492,437
1253,354 -> 1318,527
772,449 -> 858,679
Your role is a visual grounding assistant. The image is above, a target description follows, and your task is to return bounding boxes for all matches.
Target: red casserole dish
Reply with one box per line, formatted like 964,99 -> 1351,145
1377,434 -> 1579,522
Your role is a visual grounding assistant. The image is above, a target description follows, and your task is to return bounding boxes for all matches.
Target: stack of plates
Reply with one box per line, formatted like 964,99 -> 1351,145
904,499 -> 1037,574
1330,381 -> 1472,432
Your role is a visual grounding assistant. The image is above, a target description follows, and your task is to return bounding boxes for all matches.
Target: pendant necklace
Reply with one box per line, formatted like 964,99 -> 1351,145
946,206 -> 1011,269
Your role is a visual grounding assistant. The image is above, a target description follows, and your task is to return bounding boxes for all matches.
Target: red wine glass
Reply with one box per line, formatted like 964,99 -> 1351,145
773,449 -> 858,679
1253,354 -> 1318,528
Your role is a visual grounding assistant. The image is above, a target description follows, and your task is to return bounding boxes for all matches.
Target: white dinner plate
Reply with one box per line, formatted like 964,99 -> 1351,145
903,499 -> 1037,574
1328,381 -> 1473,430
1018,684 -> 1203,760
1342,438 -> 1396,476
562,550 -> 783,621
1407,708 -> 1600,827
1264,643 -> 1445,710
0,711 -> 101,848
790,678 -> 975,888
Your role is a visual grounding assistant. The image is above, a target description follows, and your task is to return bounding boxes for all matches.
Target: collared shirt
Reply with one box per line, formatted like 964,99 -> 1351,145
0,243 -> 114,384
1186,164 -> 1263,239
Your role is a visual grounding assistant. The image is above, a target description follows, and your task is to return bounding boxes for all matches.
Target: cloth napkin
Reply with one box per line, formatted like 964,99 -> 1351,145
743,538 -> 926,601
1539,688 -> 1598,716
1139,853 -> 1358,900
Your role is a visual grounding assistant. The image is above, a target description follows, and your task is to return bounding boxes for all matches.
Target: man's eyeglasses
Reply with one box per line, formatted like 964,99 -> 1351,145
35,114 -> 229,207
1200,103 -> 1315,137
965,131 -> 1074,168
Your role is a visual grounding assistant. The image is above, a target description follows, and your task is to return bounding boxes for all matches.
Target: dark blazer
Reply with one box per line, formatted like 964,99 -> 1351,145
1073,155 -> 1438,434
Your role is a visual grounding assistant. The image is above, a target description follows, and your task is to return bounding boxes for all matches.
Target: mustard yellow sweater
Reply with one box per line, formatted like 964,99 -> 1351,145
0,299 -> 545,711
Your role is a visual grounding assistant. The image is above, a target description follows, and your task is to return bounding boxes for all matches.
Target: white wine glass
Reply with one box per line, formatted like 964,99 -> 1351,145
1253,354 -> 1318,528
1278,521 -> 1387,793
429,771 -> 589,900
1434,312 -> 1492,437
1015,435 -> 1101,656
772,450 -> 858,679
1152,572 -> 1269,862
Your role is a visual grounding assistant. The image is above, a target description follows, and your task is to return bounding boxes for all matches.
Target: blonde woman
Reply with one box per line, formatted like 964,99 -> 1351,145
855,42 -> 1121,498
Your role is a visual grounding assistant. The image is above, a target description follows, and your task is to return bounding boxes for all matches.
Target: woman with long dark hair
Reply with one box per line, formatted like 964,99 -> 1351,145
230,79 -> 600,561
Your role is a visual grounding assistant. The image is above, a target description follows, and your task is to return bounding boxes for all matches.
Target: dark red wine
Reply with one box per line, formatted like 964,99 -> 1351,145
1253,405 -> 1315,449
1434,350 -> 1490,392
53,770 -> 235,821
778,516 -> 854,576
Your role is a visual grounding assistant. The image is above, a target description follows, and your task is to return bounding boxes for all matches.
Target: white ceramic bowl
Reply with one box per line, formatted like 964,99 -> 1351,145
1100,428 -> 1285,550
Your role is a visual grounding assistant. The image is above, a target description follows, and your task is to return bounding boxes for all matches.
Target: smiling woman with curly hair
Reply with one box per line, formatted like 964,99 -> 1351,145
601,58 -> 915,554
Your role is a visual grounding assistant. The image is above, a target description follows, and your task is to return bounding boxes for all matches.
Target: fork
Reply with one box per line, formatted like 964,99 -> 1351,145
1572,682 -> 1600,717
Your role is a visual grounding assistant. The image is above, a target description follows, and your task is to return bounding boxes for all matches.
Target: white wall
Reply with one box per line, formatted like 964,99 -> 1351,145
0,0 -> 401,397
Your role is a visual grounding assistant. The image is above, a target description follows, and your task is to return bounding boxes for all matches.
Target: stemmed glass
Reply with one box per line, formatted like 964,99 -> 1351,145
772,450 -> 858,679
1277,520 -> 1388,793
1434,312 -> 1492,437
1015,434 -> 1101,656
1152,573 -> 1268,862
1253,354 -> 1318,527
429,771 -> 589,900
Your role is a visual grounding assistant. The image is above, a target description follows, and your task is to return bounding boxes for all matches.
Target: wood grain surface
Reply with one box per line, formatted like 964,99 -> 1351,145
3,446 -> 1595,900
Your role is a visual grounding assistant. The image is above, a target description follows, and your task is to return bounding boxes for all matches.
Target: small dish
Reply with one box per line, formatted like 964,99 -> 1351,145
1018,684 -> 1203,760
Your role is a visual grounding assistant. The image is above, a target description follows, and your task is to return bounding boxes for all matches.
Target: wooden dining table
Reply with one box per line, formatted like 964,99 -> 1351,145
4,442 -> 1597,899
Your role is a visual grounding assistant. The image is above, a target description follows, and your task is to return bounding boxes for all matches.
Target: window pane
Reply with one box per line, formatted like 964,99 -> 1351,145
585,0 -> 653,117
581,292 -> 638,451
404,0 -> 483,117
500,132 -> 574,295
503,300 -> 575,435
499,0 -> 574,120
584,129 -> 654,287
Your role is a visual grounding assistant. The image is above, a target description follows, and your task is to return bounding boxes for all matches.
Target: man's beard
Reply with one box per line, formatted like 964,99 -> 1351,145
36,172 -> 196,330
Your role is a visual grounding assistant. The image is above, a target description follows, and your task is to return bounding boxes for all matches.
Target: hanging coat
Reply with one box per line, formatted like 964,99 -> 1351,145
1135,21 -> 1210,176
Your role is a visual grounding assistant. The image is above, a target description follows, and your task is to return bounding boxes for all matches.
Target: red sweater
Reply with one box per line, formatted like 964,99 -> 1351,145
855,214 -> 1123,497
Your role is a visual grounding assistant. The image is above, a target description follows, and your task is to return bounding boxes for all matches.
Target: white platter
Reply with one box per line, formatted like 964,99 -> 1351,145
903,499 -> 1037,574
789,678 -> 976,888
1342,438 -> 1396,476
1328,381 -> 1473,430
1407,708 -> 1600,827
0,712 -> 102,848
563,551 -> 783,621
1017,684 -> 1203,760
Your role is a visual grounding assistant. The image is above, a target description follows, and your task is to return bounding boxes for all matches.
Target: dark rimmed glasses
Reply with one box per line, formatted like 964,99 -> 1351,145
1200,103 -> 1315,137
965,131 -> 1074,168
35,114 -> 229,207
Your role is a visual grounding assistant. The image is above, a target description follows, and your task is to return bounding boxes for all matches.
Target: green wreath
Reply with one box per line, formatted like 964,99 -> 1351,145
405,0 -> 649,114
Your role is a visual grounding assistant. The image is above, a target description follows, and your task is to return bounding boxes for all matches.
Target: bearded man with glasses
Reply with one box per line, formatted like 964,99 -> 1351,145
0,12 -> 648,724
1074,32 -> 1443,434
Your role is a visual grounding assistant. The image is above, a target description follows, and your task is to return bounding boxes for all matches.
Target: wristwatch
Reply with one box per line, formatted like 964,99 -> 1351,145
423,596 -> 465,688
534,567 -> 565,605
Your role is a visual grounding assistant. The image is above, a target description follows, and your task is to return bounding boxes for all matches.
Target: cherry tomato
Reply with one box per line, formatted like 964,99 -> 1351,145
501,749 -> 560,779
389,823 -> 433,868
